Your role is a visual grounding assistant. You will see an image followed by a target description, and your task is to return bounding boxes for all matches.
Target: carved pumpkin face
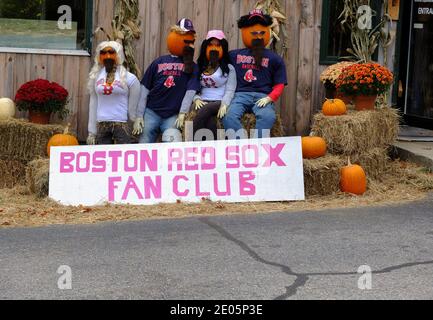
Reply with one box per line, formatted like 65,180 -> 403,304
167,31 -> 196,57
99,46 -> 118,65
206,39 -> 224,61
241,24 -> 271,49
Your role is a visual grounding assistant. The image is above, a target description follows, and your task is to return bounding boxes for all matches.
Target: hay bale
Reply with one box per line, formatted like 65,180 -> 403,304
26,158 -> 50,198
351,148 -> 390,180
0,119 -> 64,162
0,160 -> 27,189
184,111 -> 284,141
304,155 -> 345,196
311,106 -> 400,155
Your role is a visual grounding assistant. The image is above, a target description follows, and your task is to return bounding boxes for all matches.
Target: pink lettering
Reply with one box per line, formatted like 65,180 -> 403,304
121,176 -> 144,200
214,173 -> 231,196
108,151 -> 122,172
263,144 -> 286,167
195,175 -> 210,197
143,176 -> 162,199
168,148 -> 183,171
201,147 -> 216,170
124,151 -> 138,172
242,145 -> 259,168
239,171 -> 256,196
108,177 -> 122,201
140,150 -> 158,172
60,152 -> 75,173
76,152 -> 91,173
226,146 -> 240,169
92,152 -> 107,173
185,148 -> 199,171
173,176 -> 189,197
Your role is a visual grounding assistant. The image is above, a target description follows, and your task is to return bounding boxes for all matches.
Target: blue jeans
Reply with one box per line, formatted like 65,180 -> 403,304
223,92 -> 276,139
139,108 -> 182,144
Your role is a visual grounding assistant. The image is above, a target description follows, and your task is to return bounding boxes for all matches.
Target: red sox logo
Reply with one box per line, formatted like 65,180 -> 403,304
244,69 -> 257,83
164,76 -> 176,88
203,77 -> 217,88
102,83 -> 114,95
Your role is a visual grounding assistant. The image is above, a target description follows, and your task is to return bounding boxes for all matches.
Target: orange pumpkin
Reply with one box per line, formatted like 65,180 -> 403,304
47,124 -> 79,157
241,24 -> 271,49
340,159 -> 367,195
167,31 -> 196,57
302,137 -> 327,159
98,46 -> 118,65
322,99 -> 347,116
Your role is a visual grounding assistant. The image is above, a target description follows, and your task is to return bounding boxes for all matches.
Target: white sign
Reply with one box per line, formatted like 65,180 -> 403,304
49,137 -> 305,206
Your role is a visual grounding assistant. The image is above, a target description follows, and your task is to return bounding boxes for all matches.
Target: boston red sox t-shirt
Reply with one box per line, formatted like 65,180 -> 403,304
229,48 -> 287,94
141,55 -> 201,118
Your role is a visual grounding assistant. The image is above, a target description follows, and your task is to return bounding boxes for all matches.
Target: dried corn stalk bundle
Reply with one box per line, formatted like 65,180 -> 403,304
95,0 -> 142,77
254,0 -> 288,58
339,0 -> 394,63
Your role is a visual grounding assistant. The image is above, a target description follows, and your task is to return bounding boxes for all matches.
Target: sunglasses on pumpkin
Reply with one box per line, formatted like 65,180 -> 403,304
100,49 -> 116,55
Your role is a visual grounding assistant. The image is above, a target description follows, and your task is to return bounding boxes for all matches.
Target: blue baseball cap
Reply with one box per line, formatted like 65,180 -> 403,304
177,18 -> 196,33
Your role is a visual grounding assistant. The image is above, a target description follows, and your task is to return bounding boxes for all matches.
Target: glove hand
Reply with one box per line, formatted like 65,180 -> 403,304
194,99 -> 206,110
218,103 -> 228,119
175,113 -> 186,130
87,134 -> 96,145
257,96 -> 273,108
132,118 -> 144,136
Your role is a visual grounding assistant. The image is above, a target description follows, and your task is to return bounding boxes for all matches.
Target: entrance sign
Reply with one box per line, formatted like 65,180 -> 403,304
49,137 -> 305,206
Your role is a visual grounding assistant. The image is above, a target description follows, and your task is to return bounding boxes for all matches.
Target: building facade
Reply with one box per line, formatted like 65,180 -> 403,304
0,0 -> 432,141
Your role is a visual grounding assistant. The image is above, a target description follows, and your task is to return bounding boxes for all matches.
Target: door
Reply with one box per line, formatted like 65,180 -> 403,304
398,0 -> 433,129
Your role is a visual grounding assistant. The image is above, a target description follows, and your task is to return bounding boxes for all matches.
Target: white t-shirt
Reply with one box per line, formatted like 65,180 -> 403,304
200,67 -> 228,102
95,69 -> 139,122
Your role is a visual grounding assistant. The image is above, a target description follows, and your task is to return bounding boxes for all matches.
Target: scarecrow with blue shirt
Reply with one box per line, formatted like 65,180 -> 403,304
223,9 -> 288,139
133,19 -> 200,143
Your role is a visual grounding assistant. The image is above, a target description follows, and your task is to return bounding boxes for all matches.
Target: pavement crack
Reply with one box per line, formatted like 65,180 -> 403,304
199,217 -> 307,299
200,217 -> 433,300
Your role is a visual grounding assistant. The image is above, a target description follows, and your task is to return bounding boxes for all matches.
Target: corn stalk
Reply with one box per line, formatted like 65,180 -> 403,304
254,0 -> 289,58
95,0 -> 142,78
339,0 -> 393,63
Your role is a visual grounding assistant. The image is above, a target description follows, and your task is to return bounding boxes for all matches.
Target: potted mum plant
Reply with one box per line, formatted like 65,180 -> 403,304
335,62 -> 394,111
15,79 -> 69,124
320,61 -> 354,101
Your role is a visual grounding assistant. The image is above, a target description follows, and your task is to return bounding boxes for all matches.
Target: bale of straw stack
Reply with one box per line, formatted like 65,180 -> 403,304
26,158 -> 50,198
184,111 -> 284,141
0,119 -> 64,162
351,147 -> 390,180
0,160 -> 27,189
303,155 -> 346,196
311,106 -> 400,155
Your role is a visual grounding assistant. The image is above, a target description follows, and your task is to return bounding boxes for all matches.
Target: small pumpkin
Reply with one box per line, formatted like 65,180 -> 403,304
0,98 -> 16,120
340,159 -> 367,195
322,98 -> 347,116
167,30 -> 196,57
47,124 -> 79,157
241,24 -> 271,49
302,137 -> 327,159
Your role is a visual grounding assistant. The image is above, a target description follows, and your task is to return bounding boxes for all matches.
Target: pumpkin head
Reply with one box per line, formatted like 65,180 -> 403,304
238,9 -> 273,49
99,46 -> 118,65
167,20 -> 196,57
241,24 -> 271,49
302,137 -> 327,159
47,124 -> 79,157
0,98 -> 15,120
322,99 -> 347,116
340,159 -> 367,195
206,41 -> 224,61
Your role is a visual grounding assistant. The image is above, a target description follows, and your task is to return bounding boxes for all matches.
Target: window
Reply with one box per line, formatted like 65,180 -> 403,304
320,0 -> 381,65
0,0 -> 93,53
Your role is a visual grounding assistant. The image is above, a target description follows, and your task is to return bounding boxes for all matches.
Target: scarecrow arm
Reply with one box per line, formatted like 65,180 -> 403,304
88,92 -> 98,136
180,90 -> 196,114
128,80 -> 141,122
269,83 -> 285,102
222,64 -> 237,107
136,85 -> 150,118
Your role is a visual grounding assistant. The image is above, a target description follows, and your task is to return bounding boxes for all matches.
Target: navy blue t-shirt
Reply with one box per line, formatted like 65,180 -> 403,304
141,55 -> 200,118
229,49 -> 288,94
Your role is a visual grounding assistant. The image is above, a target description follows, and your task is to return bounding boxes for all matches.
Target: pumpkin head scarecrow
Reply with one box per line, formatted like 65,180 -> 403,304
223,9 -> 288,139
133,19 -> 201,143
191,30 -> 237,141
87,41 -> 141,145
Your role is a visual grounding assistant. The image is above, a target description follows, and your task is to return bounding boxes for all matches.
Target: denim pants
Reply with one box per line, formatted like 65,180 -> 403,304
139,108 -> 182,144
223,92 -> 276,139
